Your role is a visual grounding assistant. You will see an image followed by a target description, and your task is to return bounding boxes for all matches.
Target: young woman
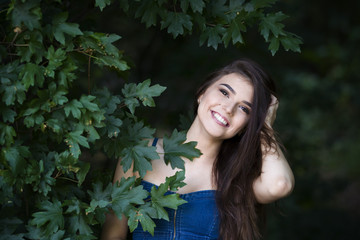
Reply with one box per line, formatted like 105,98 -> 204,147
101,59 -> 294,240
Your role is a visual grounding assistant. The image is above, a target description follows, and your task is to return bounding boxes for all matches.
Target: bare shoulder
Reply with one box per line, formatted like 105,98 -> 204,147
143,138 -> 177,185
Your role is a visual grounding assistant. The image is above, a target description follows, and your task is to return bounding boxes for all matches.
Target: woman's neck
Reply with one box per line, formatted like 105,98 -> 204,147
186,120 -> 222,162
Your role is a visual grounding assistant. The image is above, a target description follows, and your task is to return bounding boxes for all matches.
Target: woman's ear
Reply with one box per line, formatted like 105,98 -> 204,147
197,94 -> 203,104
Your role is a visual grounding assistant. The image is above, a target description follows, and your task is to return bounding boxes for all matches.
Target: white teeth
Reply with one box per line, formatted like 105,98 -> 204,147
214,112 -> 228,126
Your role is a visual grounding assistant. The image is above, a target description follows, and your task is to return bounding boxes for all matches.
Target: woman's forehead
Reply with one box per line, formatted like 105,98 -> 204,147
213,73 -> 253,89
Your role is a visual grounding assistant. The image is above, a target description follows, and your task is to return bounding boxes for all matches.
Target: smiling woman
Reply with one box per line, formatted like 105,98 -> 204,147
195,73 -> 254,140
101,59 -> 294,240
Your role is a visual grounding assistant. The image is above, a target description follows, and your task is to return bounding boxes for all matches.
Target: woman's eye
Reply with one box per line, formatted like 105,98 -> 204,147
220,89 -> 229,97
239,106 -> 250,114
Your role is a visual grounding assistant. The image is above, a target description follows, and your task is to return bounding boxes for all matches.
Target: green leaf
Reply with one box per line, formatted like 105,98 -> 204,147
23,112 -> 44,128
222,19 -> 245,47
1,144 -> 30,176
279,32 -> 302,53
10,0 -> 41,31
0,123 -> 16,146
111,177 -> 148,218
199,25 -> 226,50
135,0 -> 160,28
52,89 -> 68,106
149,179 -> 187,221
268,36 -> 280,56
64,99 -> 83,119
77,161 -> 90,186
121,143 -> 158,177
65,199 -> 82,215
53,12 -> 83,45
31,199 -> 64,237
165,171 -> 186,192
67,130 -> 90,148
230,0 -> 245,9
19,63 -> 44,90
0,106 -> 17,123
122,79 -> 166,114
121,120 -> 156,143
161,12 -> 193,38
95,0 -> 112,11
80,95 -> 100,112
1,81 -> 26,106
189,0 -> 205,13
252,0 -> 277,9
58,58 -> 78,88
65,131 -> 89,157
208,0 -> 227,17
45,118 -> 62,133
104,115 -> 123,138
16,30 -> 45,64
118,0 -> 129,11
84,125 -> 100,142
163,129 -> 202,169
95,55 -> 129,71
180,0 -> 189,12
93,88 -> 121,114
87,181 -> 112,213
50,230 -> 65,240
68,214 -> 93,236
127,203 -> 157,235
259,12 -> 287,41
135,79 -> 167,107
45,46 -> 67,78
0,217 -> 23,237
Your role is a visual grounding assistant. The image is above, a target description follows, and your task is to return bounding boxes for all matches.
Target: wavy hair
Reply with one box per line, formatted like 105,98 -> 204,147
194,59 -> 277,240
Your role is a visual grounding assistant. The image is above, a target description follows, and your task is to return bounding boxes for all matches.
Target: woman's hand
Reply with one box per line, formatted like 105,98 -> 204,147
265,95 -> 279,128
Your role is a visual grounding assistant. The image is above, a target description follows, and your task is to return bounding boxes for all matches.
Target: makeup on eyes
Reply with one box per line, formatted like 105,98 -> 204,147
219,83 -> 253,111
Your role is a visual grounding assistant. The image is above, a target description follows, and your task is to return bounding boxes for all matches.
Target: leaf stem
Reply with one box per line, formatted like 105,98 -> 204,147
88,51 -> 92,95
58,176 -> 79,183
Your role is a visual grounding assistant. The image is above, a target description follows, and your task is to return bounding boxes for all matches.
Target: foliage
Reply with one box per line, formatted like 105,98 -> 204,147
0,0 -> 301,238
106,0 -> 302,54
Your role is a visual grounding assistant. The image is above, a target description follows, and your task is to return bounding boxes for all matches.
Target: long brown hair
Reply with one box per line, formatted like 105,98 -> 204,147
194,59 -> 277,240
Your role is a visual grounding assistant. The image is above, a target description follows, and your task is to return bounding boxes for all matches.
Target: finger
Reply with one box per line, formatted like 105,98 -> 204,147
270,95 -> 279,106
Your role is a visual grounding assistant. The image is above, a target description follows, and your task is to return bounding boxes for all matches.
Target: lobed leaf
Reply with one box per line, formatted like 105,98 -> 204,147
31,199 -> 64,237
127,203 -> 157,235
10,0 -> 41,31
111,177 -> 148,219
161,12 -> 193,38
95,0 -> 112,11
121,143 -> 158,177
163,129 -> 202,170
19,63 -> 44,90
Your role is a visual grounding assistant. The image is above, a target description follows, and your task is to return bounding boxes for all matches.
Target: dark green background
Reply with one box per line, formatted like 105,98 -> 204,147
74,0 -> 360,239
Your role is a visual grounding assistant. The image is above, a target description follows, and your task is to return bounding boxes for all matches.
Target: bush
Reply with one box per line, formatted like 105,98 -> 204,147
0,0 -> 301,238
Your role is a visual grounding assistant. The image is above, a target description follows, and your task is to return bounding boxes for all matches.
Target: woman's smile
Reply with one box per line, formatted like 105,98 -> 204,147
211,111 -> 229,127
194,73 -> 254,140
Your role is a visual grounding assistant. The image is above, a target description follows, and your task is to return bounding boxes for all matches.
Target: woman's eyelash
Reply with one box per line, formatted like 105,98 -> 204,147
220,89 -> 229,96
239,106 -> 250,114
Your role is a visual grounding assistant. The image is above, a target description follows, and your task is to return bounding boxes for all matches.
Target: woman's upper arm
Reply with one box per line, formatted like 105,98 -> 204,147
253,146 -> 295,204
101,158 -> 133,240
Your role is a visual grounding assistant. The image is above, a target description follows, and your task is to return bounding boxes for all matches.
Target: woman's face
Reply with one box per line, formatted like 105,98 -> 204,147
196,73 -> 254,140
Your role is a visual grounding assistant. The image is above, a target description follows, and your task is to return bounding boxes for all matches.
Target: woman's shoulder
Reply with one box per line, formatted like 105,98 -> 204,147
148,137 -> 164,153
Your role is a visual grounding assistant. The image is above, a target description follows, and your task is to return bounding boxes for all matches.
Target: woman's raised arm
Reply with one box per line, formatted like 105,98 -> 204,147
253,97 -> 295,204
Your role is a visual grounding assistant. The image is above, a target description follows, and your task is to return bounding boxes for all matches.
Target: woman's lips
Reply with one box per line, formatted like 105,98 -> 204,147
211,111 -> 229,127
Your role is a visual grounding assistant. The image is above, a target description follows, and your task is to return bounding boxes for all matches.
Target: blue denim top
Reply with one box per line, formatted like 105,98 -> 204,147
132,180 -> 220,240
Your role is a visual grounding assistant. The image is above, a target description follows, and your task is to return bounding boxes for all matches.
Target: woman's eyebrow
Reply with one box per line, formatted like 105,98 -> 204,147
243,101 -> 252,108
220,83 -> 252,108
220,83 -> 236,94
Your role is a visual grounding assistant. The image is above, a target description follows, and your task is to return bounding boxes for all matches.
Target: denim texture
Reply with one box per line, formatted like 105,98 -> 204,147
132,180 -> 220,240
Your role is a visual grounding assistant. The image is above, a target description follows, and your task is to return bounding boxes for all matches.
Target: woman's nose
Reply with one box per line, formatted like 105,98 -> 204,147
223,101 -> 235,115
